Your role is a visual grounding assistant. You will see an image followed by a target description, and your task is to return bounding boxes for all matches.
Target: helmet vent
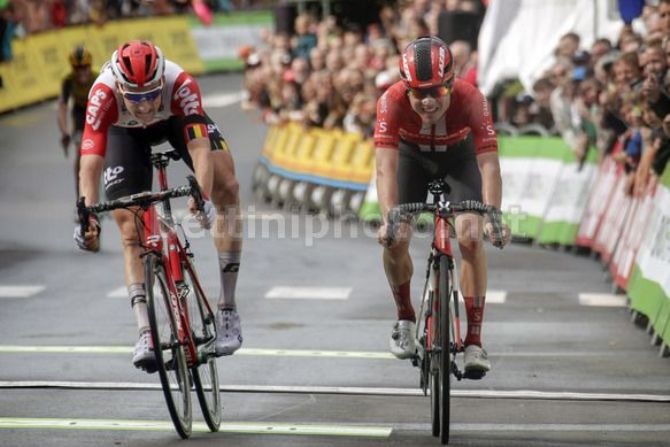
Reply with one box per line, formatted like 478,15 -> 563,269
414,40 -> 433,82
122,56 -> 134,76
144,55 -> 153,77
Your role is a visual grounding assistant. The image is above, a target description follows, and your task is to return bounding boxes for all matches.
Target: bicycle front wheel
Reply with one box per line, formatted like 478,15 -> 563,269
438,255 -> 451,445
183,258 -> 221,432
427,285 -> 440,438
145,253 -> 193,439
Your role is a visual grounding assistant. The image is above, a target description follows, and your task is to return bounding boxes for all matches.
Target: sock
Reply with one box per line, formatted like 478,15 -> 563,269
391,280 -> 415,322
217,251 -> 241,310
128,283 -> 150,334
464,295 -> 485,346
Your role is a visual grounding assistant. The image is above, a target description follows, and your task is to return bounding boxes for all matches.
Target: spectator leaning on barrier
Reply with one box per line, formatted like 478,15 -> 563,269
58,46 -> 98,204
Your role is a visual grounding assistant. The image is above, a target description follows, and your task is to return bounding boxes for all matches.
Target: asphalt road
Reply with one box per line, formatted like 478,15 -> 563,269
0,73 -> 668,447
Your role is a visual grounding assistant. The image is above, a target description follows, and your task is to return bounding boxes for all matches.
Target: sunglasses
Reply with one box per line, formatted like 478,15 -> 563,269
408,84 -> 452,99
120,84 -> 163,103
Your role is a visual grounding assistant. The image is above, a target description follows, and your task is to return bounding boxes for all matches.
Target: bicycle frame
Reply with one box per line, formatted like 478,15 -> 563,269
141,154 -> 216,366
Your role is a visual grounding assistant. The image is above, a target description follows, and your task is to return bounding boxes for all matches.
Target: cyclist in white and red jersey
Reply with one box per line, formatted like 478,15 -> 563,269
375,36 -> 511,375
73,40 -> 243,372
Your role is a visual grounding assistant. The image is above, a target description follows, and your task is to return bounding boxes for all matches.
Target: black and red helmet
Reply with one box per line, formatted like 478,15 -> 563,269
399,36 -> 454,89
110,40 -> 165,89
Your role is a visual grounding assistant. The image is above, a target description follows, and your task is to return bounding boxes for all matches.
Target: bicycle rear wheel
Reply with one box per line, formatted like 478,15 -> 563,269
183,259 -> 221,432
438,255 -> 451,445
145,253 -> 193,439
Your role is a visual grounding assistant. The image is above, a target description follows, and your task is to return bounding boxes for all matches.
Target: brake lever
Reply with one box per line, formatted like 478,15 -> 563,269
77,197 -> 90,235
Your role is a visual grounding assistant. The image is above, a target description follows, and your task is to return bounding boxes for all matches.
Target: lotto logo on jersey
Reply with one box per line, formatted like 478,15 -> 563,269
174,78 -> 200,115
86,89 -> 108,131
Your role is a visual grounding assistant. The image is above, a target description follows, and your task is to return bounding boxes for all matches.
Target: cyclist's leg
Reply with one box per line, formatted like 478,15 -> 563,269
104,127 -> 153,344
443,137 -> 490,372
169,115 -> 243,355
385,143 -> 432,359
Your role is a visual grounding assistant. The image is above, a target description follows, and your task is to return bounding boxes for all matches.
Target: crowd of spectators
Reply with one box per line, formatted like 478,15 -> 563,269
519,1 -> 670,196
241,0 -> 484,137
0,0 -> 261,61
243,0 -> 670,196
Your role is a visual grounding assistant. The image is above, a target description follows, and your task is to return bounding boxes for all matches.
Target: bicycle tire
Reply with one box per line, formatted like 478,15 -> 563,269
145,253 -> 193,439
429,286 -> 440,437
183,259 -> 221,432
438,255 -> 451,445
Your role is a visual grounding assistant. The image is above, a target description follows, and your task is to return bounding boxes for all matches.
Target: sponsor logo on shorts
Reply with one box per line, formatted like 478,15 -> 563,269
104,166 -> 125,187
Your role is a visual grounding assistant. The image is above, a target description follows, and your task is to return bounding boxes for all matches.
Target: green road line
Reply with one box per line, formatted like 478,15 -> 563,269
0,418 -> 392,438
0,346 -> 395,360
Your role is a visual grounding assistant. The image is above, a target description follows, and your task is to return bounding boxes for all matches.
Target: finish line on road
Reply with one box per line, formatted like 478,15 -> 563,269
2,381 -> 669,403
0,345 -> 654,359
0,345 -> 394,359
0,417 -> 391,438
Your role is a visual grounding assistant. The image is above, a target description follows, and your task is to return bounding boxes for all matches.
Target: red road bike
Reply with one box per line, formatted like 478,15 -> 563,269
387,179 -> 502,444
78,150 -> 221,438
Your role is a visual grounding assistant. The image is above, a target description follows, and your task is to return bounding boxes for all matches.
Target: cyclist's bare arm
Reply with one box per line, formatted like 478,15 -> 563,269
79,154 -> 104,206
376,147 -> 409,247
476,152 -> 502,209
476,151 -> 510,247
57,98 -> 69,138
186,137 -> 214,198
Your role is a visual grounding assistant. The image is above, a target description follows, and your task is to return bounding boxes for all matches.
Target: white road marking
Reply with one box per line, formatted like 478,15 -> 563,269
106,287 -> 127,298
485,290 -> 507,303
0,286 -> 45,298
0,345 -> 652,359
107,285 -> 162,299
397,422 -> 670,432
0,417 -> 391,437
201,92 -> 244,108
579,293 -> 627,307
1,381 -> 669,402
265,286 -> 352,300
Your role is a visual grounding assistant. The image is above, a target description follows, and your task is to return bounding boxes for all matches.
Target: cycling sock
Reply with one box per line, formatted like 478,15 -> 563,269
391,280 -> 415,322
464,295 -> 485,346
128,283 -> 150,333
217,251 -> 241,310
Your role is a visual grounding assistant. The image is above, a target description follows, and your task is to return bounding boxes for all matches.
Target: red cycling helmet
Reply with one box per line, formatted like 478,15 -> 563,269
399,36 -> 454,89
110,40 -> 165,89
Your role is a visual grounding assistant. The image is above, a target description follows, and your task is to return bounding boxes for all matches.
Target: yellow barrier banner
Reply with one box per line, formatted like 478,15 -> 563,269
0,16 -> 204,113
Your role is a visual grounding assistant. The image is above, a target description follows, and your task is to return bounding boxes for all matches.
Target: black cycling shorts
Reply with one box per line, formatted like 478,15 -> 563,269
397,136 -> 482,205
103,114 -> 228,200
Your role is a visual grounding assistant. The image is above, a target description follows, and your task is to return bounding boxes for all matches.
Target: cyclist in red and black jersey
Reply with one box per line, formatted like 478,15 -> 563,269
375,36 -> 511,375
57,46 -> 98,203
73,41 -> 244,371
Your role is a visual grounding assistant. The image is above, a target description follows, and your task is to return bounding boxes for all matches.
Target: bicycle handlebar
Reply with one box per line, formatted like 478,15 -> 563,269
77,175 -> 205,231
385,200 -> 505,248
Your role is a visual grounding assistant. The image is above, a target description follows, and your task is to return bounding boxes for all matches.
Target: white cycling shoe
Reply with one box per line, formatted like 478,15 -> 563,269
464,344 -> 491,373
132,330 -> 157,373
389,320 -> 418,359
215,308 -> 243,356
